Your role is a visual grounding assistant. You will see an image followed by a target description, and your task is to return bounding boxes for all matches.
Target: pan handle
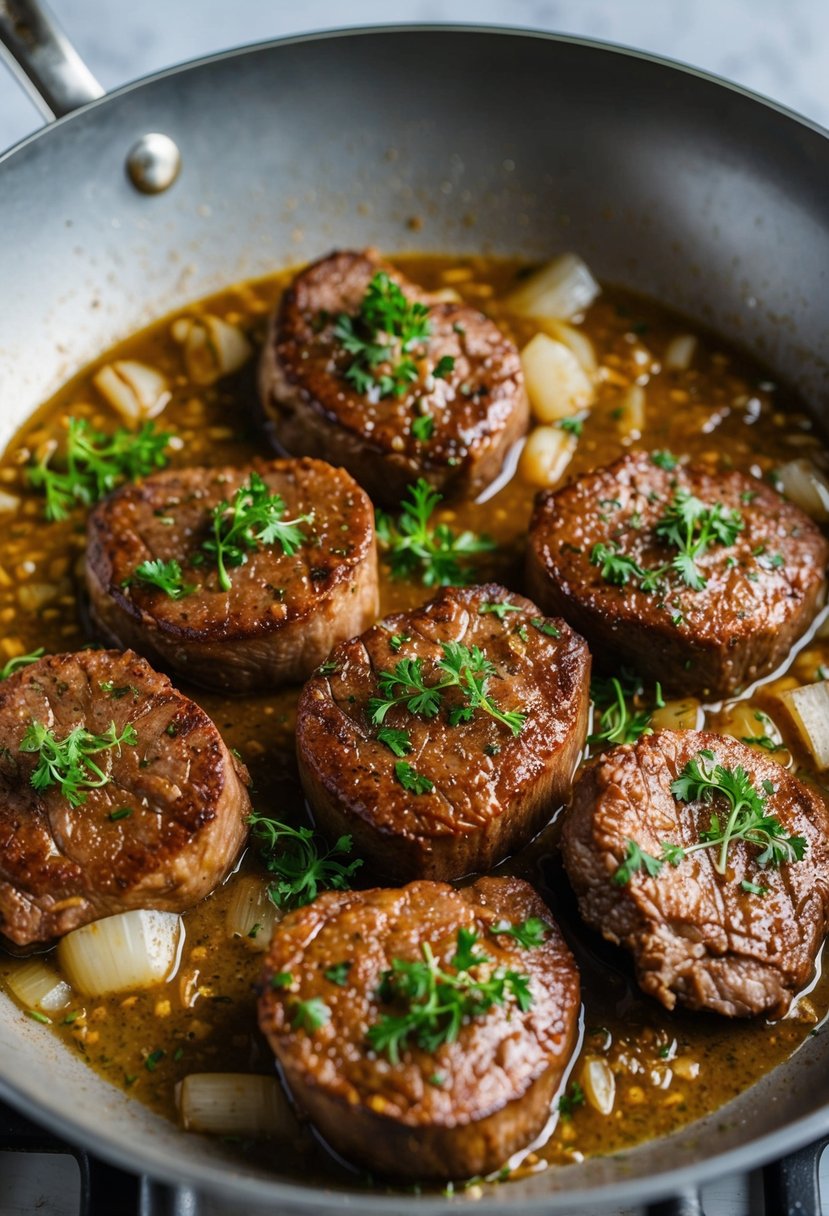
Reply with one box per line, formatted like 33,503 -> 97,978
0,0 -> 103,121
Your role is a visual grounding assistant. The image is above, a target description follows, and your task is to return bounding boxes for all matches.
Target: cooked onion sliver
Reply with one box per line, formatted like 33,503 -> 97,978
58,910 -> 182,996
6,959 -> 72,1014
776,459 -> 829,523
580,1056 -> 615,1116
171,315 -> 253,386
178,1073 -> 295,1139
93,361 -> 171,425
521,333 -> 594,423
538,319 -> 597,375
505,254 -> 600,320
616,384 -> 646,436
663,334 -> 697,371
519,426 -> 577,488
778,681 -> 829,770
225,876 -> 279,952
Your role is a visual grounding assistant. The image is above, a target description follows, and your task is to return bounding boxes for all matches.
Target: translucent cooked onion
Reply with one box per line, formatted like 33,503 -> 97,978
581,1056 -> 615,1116
650,697 -> 702,732
518,426 -> 577,488
171,315 -> 253,386
778,681 -> 829,770
775,459 -> 829,523
58,910 -> 183,996
616,384 -> 646,436
538,318 -> 598,375
93,360 -> 171,425
717,702 -> 788,763
178,1073 -> 295,1138
520,333 -> 594,423
505,253 -> 600,320
6,959 -> 72,1014
663,334 -> 697,371
225,877 -> 279,953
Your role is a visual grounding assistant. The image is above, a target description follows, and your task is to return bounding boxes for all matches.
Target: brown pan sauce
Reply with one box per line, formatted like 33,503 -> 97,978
1,255 -> 829,1184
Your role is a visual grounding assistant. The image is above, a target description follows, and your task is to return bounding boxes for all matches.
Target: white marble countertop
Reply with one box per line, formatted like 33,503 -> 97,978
2,0 -> 829,152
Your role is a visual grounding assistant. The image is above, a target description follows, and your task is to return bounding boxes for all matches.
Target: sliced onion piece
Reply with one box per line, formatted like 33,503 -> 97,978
538,318 -> 597,375
58,910 -> 183,996
778,681 -> 829,770
505,254 -> 600,321
225,877 -> 279,953
6,959 -> 72,1014
663,334 -> 697,371
0,490 -> 21,514
178,1073 -> 295,1139
775,459 -> 829,523
580,1056 -> 615,1116
171,315 -> 253,386
650,697 -> 702,732
616,384 -> 646,436
520,333 -> 594,423
519,426 -> 577,488
93,361 -> 171,425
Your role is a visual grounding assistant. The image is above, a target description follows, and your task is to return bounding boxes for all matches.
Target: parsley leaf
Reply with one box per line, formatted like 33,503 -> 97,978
249,813 -> 363,910
558,1081 -> 586,1119
557,416 -> 584,436
367,931 -> 533,1063
411,414 -> 434,442
376,479 -> 495,587
128,558 -> 195,600
202,472 -> 314,591
291,998 -> 330,1033
0,649 -> 44,680
491,917 -> 549,948
376,727 -> 413,757
334,271 -> 431,399
324,962 -> 352,986
654,490 -> 743,590
28,418 -> 171,521
394,761 -> 434,794
589,671 -> 660,748
20,720 -> 137,807
650,450 -> 678,471
612,839 -> 666,885
433,355 -> 455,380
590,542 -> 651,588
478,601 -> 522,621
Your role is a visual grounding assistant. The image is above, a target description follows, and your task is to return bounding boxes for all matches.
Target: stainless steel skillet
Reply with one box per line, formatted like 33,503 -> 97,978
1,3 -> 829,1211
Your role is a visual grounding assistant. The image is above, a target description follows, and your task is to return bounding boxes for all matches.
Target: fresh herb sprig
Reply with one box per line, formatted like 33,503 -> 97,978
128,558 -> 195,600
588,671 -> 663,748
249,813 -> 363,911
20,720 -> 138,807
491,917 -> 550,948
0,649 -> 44,680
367,928 -> 532,1064
201,472 -> 314,592
369,641 -> 525,737
28,418 -> 171,521
334,272 -> 431,399
376,480 -> 494,587
613,750 -> 807,886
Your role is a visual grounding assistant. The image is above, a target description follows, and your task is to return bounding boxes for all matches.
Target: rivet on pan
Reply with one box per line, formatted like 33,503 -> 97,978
126,133 -> 181,194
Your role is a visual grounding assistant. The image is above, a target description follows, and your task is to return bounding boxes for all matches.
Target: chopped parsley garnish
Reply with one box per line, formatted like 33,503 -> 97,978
324,962 -> 352,986
201,471 -> 314,592
650,450 -> 678,471
334,271 -> 431,399
26,1009 -> 52,1025
558,1081 -> 586,1119
290,998 -> 330,1033
145,1049 -> 166,1072
557,416 -> 584,436
270,971 -> 293,989
0,649 -> 44,680
433,356 -> 455,380
249,813 -> 363,911
376,727 -> 413,757
394,761 -> 434,795
128,558 -> 194,600
491,917 -> 549,948
478,601 -> 522,621
28,418 -> 171,521
389,633 -> 412,652
20,720 -> 138,807
376,479 -> 494,587
367,928 -> 532,1063
369,641 -> 525,737
741,880 -> 768,896
530,617 -> 561,638
108,807 -> 132,821
589,671 -> 662,748
411,415 -> 434,442
613,750 -> 807,886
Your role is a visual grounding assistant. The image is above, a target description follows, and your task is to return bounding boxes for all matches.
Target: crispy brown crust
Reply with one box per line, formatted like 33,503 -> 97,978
561,730 -> 829,1017
258,250 -> 529,505
526,451 -> 829,698
258,877 -> 580,1179
0,650 -> 250,947
296,583 -> 590,882
85,457 -> 378,694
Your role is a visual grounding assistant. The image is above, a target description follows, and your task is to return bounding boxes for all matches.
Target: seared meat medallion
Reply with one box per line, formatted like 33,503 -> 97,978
527,451 -> 828,698
258,877 -> 580,1180
0,650 -> 250,948
562,730 -> 829,1018
258,250 -> 529,505
296,584 -> 590,882
86,457 -> 378,694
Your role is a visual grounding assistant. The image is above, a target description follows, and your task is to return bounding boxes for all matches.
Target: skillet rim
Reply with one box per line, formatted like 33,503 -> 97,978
1,20 -> 828,1210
